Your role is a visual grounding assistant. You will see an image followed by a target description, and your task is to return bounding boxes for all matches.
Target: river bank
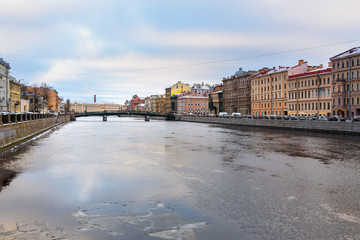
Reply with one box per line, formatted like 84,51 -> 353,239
0,114 -> 70,151
180,115 -> 360,135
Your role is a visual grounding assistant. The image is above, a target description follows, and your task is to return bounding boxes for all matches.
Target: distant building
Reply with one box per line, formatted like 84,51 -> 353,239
177,93 -> 208,115
9,76 -> 21,113
209,85 -> 223,115
165,82 -> 191,113
102,103 -> 121,112
330,47 -> 360,118
130,94 -> 141,111
0,58 -> 10,111
155,95 -> 166,113
222,68 -> 259,115
191,83 -> 213,96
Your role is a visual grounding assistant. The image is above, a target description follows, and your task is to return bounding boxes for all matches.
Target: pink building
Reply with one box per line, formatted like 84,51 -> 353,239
177,94 -> 209,115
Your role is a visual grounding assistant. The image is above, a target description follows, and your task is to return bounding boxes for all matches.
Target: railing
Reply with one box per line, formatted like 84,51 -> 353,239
0,112 -> 57,125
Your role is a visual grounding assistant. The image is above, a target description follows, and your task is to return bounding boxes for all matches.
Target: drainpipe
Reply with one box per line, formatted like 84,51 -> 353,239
348,56 -> 351,120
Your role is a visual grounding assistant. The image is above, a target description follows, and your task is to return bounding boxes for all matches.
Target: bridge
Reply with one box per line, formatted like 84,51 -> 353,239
73,111 -> 176,120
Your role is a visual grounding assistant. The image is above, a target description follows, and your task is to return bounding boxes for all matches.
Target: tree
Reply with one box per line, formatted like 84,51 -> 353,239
65,99 -> 71,113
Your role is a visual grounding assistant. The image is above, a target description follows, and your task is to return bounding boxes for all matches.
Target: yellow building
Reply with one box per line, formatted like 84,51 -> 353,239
155,95 -> 166,113
9,76 -> 21,112
288,67 -> 332,117
330,47 -> 360,118
70,103 -> 102,113
251,67 -> 290,117
165,82 -> 191,113
251,60 -> 318,117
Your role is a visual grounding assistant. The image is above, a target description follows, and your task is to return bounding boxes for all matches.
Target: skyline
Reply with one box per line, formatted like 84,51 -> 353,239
1,0 -> 360,104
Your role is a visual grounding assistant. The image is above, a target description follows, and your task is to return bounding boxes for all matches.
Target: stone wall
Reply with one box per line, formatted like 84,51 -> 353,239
0,115 -> 70,149
180,115 -> 360,135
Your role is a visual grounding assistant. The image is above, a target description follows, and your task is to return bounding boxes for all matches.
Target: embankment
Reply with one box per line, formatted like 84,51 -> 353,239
180,115 -> 360,135
0,114 -> 70,150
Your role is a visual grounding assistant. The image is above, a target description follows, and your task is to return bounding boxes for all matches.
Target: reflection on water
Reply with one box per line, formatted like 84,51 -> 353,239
0,116 -> 359,239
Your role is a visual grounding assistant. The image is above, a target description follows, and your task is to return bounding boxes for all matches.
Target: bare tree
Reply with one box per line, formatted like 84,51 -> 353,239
32,83 -> 41,112
65,99 -> 71,113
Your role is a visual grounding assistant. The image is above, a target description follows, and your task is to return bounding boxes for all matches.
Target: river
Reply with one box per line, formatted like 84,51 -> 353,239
0,116 -> 359,240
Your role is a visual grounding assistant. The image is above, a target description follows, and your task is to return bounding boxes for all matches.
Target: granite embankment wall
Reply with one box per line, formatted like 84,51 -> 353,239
180,116 -> 360,135
0,115 -> 70,150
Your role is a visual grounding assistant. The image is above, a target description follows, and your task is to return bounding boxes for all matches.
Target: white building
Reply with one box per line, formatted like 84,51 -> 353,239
0,58 -> 10,112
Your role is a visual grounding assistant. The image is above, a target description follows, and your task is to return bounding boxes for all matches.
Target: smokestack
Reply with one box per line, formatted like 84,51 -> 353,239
94,94 -> 96,103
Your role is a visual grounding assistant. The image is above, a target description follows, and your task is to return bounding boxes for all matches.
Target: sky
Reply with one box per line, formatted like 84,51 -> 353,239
1,0 -> 360,104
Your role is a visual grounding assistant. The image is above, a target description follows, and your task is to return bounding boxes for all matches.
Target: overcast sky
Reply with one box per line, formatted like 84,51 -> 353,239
1,0 -> 360,104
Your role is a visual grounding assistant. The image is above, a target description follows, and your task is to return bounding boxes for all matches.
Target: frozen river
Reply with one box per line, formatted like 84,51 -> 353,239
0,116 -> 359,239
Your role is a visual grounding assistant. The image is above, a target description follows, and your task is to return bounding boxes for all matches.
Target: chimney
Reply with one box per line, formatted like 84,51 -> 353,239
94,94 -> 96,103
298,59 -> 304,65
319,64 -> 323,68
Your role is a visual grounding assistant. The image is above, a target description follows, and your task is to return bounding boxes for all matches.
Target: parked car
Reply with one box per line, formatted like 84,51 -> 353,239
231,113 -> 242,118
247,115 -> 252,119
283,115 -> 290,120
276,115 -> 283,120
353,115 -> 360,122
328,115 -> 340,121
290,115 -> 299,120
299,115 -> 307,120
340,117 -> 346,122
264,115 -> 270,119
308,115 -> 317,120
318,115 -> 327,121
219,112 -> 228,117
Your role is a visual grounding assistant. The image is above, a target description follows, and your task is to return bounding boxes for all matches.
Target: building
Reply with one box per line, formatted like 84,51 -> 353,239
70,103 -> 102,113
20,99 -> 30,112
330,47 -> 360,118
177,93 -> 208,115
0,58 -> 10,112
102,103 -> 121,112
130,94 -> 141,111
155,95 -> 166,113
191,83 -> 213,95
222,68 -> 258,115
22,85 -> 61,113
209,84 -> 223,115
9,76 -> 21,113
288,67 -> 332,117
165,82 -> 191,113
251,60 -> 314,117
22,91 -> 48,113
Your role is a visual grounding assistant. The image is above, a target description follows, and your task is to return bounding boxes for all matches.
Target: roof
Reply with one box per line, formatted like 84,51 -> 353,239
177,94 -> 208,99
330,47 -> 360,61
288,67 -> 332,79
0,58 -> 10,68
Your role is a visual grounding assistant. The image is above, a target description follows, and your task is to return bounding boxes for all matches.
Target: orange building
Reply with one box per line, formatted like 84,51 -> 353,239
251,60 -> 311,117
22,86 -> 61,113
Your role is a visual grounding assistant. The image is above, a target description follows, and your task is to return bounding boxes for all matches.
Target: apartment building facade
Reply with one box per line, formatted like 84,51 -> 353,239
288,67 -> 332,116
330,47 -> 360,118
222,68 -> 257,115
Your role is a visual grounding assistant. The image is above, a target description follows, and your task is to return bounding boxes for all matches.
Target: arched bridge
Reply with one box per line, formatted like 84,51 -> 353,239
73,111 -> 176,120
